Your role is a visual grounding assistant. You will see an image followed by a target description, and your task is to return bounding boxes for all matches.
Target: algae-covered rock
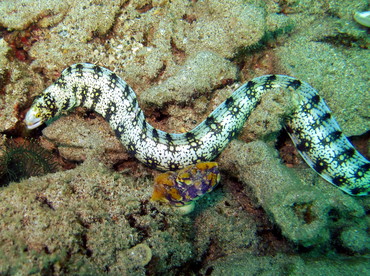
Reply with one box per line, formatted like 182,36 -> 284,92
193,195 -> 259,259
0,0 -> 69,30
0,38 -> 10,69
0,159 -> 194,274
41,114 -> 129,165
0,60 -> 44,132
0,0 -> 125,40
219,140 -> 368,249
280,0 -> 368,20
201,252 -> 370,275
140,51 -> 238,107
170,0 -> 266,58
340,226 -> 370,253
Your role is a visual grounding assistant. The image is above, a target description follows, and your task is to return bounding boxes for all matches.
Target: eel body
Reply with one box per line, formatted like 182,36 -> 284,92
25,63 -> 370,196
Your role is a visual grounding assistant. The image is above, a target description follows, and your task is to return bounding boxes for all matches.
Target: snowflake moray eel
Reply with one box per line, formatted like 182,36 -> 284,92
25,63 -> 370,196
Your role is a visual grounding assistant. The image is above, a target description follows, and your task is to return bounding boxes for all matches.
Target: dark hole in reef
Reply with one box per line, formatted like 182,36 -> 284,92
328,208 -> 340,222
80,233 -> 93,257
275,129 -> 301,167
317,33 -> 368,49
124,213 -> 150,241
205,266 -> 214,275
348,130 -> 370,159
136,3 -> 153,13
36,194 -> 55,210
292,202 -> 316,224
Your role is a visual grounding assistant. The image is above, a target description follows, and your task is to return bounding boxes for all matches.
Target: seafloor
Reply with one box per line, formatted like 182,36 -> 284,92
0,0 -> 369,275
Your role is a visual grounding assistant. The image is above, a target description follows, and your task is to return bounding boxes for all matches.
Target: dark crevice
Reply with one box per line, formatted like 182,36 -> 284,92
136,3 -> 153,14
149,62 -> 167,84
124,200 -> 152,242
36,194 -> 55,210
316,34 -> 369,49
348,130 -> 370,159
0,69 -> 10,96
182,13 -> 197,24
90,1 -> 130,44
170,38 -> 186,64
223,176 -> 294,256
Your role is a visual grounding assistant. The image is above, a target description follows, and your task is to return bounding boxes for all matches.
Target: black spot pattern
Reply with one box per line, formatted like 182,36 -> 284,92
123,85 -> 131,97
61,97 -> 71,111
322,131 -> 342,146
354,163 -> 370,178
205,116 -> 216,126
321,112 -> 331,121
114,124 -> 126,138
297,138 -> 312,152
350,187 -> 367,195
41,94 -> 58,117
245,80 -> 255,90
166,133 -> 174,145
261,75 -> 277,89
227,128 -> 238,141
244,81 -> 259,98
92,65 -> 103,79
108,73 -> 119,89
79,85 -> 89,105
104,102 -> 117,122
287,79 -> 302,90
332,175 -> 347,187
225,97 -> 234,108
152,129 -> 159,142
72,86 -> 78,96
168,162 -> 180,170
205,115 -> 222,134
185,132 -> 195,140
65,66 -> 72,75
75,64 -> 84,78
126,141 -> 137,156
302,95 -> 321,113
228,104 -> 240,116
310,95 -> 321,105
90,88 -> 102,110
312,112 -> 332,128
132,97 -> 138,109
340,148 -> 356,160
266,75 -> 277,82
55,75 -> 67,89
144,156 -> 160,169
314,158 -> 329,174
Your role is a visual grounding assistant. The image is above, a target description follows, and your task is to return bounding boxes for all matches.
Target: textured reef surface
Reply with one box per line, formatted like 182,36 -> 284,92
0,0 -> 369,275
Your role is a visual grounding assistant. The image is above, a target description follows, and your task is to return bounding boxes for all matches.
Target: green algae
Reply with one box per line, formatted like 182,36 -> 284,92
0,139 -> 57,186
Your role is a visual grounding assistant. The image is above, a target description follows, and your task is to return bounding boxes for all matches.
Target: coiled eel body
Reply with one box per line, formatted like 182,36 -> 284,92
24,63 -> 370,196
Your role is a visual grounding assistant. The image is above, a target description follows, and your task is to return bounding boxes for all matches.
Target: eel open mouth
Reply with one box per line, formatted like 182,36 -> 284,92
24,109 -> 43,130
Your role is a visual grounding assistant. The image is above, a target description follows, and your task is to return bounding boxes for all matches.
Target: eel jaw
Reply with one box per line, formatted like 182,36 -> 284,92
24,108 -> 43,129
